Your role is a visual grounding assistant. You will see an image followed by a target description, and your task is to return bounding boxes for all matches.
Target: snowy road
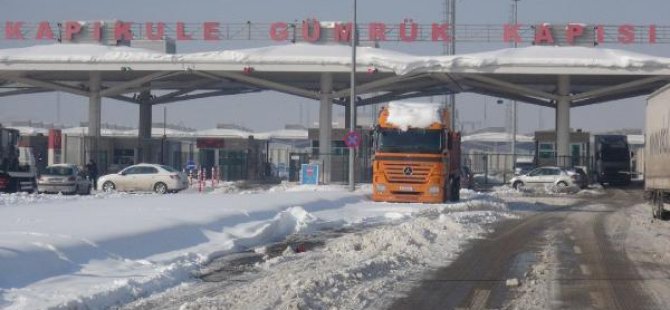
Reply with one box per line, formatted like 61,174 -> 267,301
393,186 -> 670,309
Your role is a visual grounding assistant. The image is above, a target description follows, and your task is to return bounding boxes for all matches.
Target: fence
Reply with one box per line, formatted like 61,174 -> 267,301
463,153 -> 595,185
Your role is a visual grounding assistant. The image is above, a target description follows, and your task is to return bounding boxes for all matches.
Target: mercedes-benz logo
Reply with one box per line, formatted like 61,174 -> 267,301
403,166 -> 413,176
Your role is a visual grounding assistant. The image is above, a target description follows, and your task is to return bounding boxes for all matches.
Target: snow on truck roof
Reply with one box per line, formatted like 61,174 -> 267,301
385,102 -> 443,131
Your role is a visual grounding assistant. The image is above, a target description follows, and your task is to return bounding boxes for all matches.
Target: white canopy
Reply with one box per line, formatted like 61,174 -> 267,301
462,132 -> 534,143
1,43 -> 669,108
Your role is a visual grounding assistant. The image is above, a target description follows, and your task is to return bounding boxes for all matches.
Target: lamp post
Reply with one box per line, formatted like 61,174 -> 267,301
348,0 -> 357,191
511,0 -> 519,169
162,106 -> 166,165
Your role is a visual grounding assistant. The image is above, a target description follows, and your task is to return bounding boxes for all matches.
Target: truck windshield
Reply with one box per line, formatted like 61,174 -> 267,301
602,145 -> 630,161
376,129 -> 442,154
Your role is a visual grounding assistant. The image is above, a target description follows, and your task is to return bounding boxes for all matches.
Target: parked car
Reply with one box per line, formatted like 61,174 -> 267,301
37,164 -> 92,195
567,167 -> 589,189
509,166 -> 580,190
98,163 -> 189,194
460,166 -> 474,189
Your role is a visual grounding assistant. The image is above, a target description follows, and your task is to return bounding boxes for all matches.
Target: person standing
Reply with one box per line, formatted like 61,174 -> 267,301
86,159 -> 98,190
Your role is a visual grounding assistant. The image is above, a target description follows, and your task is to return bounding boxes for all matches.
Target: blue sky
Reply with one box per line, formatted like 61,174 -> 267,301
1,0 -> 669,133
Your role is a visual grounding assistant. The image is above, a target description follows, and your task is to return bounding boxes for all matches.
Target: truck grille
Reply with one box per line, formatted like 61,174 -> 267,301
382,162 -> 433,184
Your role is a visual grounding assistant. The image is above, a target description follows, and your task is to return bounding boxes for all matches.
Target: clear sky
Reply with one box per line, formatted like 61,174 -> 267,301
1,0 -> 669,134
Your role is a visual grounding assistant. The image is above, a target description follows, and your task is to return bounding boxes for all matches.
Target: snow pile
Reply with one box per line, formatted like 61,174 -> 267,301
0,43 -> 171,62
386,101 -> 442,131
0,186 -> 511,309
431,45 -> 670,71
178,208 -> 509,310
3,44 -> 670,76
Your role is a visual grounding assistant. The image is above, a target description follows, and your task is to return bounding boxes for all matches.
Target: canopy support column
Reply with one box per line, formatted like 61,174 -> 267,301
88,72 -> 102,166
556,75 -> 571,167
319,73 -> 333,184
138,90 -> 153,163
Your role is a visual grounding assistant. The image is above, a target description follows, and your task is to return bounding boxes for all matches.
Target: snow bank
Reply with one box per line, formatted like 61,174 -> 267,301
386,101 -> 442,131
177,208 -> 510,310
0,184 -> 511,309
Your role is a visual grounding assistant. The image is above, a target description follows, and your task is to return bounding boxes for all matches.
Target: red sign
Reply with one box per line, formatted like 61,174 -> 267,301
344,131 -> 362,148
1,20 -> 662,45
48,129 -> 61,150
196,138 -> 224,149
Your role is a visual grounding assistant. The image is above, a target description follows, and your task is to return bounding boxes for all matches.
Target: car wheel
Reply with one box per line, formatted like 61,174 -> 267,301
87,185 -> 92,195
154,182 -> 168,194
102,181 -> 116,193
71,185 -> 79,195
513,181 -> 524,190
557,181 -> 568,187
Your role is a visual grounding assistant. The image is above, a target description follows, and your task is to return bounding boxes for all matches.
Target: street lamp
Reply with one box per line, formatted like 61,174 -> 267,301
511,0 -> 520,169
348,0 -> 357,191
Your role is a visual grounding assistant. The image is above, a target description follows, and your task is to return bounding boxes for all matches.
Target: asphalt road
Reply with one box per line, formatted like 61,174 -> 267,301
390,187 -> 668,310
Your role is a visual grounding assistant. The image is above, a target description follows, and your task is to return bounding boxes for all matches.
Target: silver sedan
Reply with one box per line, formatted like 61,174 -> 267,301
37,164 -> 92,195
97,164 -> 189,194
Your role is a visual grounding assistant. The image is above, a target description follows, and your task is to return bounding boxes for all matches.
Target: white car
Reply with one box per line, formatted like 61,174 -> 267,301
509,166 -> 579,190
98,164 -> 189,194
37,164 -> 92,195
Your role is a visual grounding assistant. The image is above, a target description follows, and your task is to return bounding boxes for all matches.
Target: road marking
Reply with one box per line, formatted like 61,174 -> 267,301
573,246 -> 582,254
564,228 -> 573,234
469,289 -> 491,310
580,264 -> 591,276
569,235 -> 575,241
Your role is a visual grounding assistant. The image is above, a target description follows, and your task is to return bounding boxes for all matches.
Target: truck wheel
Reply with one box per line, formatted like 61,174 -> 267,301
657,193 -> 665,220
451,177 -> 461,202
651,194 -> 657,219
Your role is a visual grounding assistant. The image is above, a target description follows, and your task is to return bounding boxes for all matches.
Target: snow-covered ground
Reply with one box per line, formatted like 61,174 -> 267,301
0,183 -> 515,310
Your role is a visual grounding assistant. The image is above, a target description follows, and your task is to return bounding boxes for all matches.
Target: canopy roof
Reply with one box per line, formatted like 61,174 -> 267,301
1,43 -> 669,108
462,132 -> 534,143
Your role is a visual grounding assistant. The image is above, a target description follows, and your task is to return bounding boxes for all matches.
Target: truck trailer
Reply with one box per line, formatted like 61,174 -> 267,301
371,102 -> 461,203
645,85 -> 670,218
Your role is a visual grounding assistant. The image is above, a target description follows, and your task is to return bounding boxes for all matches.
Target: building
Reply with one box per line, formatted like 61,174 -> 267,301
534,130 -> 591,167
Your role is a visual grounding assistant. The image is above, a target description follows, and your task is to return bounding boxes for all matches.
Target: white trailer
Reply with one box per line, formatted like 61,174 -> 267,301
645,84 -> 670,218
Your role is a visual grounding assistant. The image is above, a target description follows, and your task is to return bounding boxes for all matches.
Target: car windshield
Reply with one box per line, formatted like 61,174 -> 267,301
375,128 -> 442,154
43,166 -> 74,176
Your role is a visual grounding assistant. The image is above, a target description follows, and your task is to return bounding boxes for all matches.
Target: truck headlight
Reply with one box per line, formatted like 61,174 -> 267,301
375,184 -> 387,193
428,186 -> 440,195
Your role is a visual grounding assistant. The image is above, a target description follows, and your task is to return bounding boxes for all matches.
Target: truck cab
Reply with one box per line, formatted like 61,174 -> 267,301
592,134 -> 631,186
372,102 -> 460,203
0,126 -> 37,193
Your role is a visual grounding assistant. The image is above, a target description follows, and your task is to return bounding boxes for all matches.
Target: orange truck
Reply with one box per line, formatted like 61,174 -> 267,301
371,103 -> 461,203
